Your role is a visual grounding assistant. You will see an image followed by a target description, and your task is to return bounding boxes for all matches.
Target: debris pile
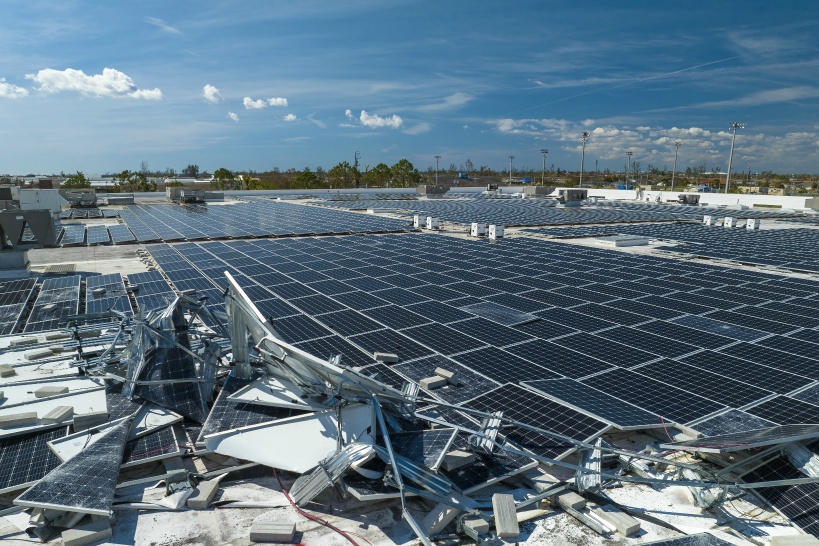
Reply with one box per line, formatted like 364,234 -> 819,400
1,273 -> 819,544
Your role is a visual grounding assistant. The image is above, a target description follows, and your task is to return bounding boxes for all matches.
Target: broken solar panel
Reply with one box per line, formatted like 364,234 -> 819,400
198,374 -> 310,441
122,426 -> 182,467
458,301 -> 539,327
0,427 -> 66,494
660,424 -> 819,453
523,378 -> 663,430
393,355 -> 500,405
690,409 -> 778,437
383,428 -> 457,471
463,383 -> 609,460
743,456 -> 819,537
443,432 -> 537,494
15,418 -> 130,516
638,534 -> 739,546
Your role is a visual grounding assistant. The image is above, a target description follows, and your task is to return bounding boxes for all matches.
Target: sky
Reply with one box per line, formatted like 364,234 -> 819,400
1,1 -> 818,176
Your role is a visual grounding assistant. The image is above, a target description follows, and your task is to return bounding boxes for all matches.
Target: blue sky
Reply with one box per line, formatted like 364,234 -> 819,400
1,1 -> 818,175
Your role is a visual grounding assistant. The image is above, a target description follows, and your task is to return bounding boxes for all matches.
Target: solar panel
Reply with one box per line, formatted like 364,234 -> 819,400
399,323 -> 486,355
0,427 -> 66,494
463,383 -> 609,459
15,418 -> 130,516
393,355 -> 500,404
743,457 -> 819,537
523,378 -> 662,430
581,368 -> 726,425
745,396 -> 819,425
504,339 -> 614,379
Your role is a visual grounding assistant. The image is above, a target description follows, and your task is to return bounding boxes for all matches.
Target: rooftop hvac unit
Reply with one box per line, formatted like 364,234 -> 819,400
425,217 -> 440,230
746,219 -> 761,230
724,216 -> 736,228
489,225 -> 504,240
470,222 -> 486,237
703,215 -> 714,226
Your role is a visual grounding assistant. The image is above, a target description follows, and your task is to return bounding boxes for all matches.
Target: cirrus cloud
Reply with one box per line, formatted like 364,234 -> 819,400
0,78 -> 28,99
26,67 -> 162,99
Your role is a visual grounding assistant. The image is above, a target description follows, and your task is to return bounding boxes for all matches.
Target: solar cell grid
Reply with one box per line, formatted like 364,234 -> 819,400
463,383 -> 609,459
679,350 -> 812,394
523,378 -> 662,430
581,368 -> 726,424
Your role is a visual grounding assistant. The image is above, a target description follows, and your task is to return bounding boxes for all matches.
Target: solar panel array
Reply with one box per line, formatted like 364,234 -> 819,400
116,197 -> 411,243
24,275 -> 82,332
86,273 -> 132,315
318,198 -> 796,227
526,222 -> 819,272
141,233 -> 819,438
0,278 -> 36,335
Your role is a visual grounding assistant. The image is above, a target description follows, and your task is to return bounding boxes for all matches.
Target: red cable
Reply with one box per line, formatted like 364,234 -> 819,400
273,469 -> 372,546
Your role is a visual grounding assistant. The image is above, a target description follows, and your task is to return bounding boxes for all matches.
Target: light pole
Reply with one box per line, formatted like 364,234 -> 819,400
434,155 -> 441,184
579,131 -> 590,188
671,141 -> 682,192
725,122 -> 744,194
626,151 -> 633,187
508,155 -> 514,184
540,149 -> 548,186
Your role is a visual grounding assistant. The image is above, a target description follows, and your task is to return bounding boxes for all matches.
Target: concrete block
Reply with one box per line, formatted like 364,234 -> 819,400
492,493 -> 519,539
462,517 -> 489,536
593,504 -> 640,536
61,519 -> 112,546
420,376 -> 447,390
0,364 -> 17,378
0,412 -> 37,428
434,367 -> 461,385
771,537 -> 819,546
34,385 -> 69,398
42,405 -> 73,424
187,475 -> 225,509
554,490 -> 586,511
9,337 -> 38,347
250,521 -> 296,543
373,352 -> 399,363
441,450 -> 476,472
24,348 -> 53,360
421,502 -> 461,535
73,411 -> 108,431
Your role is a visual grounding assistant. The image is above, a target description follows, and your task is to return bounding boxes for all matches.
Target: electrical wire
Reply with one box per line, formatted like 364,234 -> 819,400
272,468 -> 372,546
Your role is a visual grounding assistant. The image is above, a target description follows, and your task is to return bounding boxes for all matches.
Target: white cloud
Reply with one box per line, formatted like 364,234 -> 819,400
283,113 -> 297,122
26,68 -> 162,100
144,16 -> 182,35
227,111 -> 239,122
359,110 -> 403,129
243,96 -> 267,109
243,96 -> 288,109
404,122 -> 431,135
202,84 -> 222,103
417,92 -> 473,112
0,78 -> 28,99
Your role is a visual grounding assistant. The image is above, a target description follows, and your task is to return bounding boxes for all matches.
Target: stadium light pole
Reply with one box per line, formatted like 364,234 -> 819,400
579,132 -> 590,188
626,151 -> 633,187
434,155 -> 441,185
725,122 -> 744,194
508,155 -> 514,184
671,141 -> 682,192
540,149 -> 548,186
